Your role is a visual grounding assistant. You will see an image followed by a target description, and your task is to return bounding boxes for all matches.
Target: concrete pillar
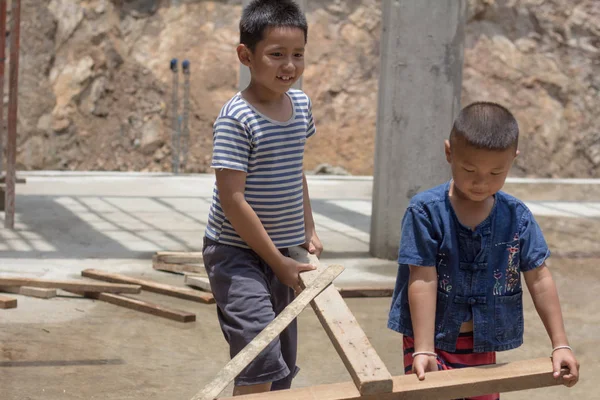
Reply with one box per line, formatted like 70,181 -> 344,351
239,0 -> 305,91
370,0 -> 467,260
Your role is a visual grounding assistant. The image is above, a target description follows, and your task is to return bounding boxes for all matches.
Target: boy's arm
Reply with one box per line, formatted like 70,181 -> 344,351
408,265 -> 438,380
216,169 -> 315,290
524,264 -> 579,386
301,173 -> 323,257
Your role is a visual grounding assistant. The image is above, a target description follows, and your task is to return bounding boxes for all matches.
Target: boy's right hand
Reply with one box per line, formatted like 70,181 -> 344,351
273,256 -> 316,292
412,354 -> 438,380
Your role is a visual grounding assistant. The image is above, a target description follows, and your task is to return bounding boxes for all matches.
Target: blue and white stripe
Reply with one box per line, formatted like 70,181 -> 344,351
205,89 -> 316,249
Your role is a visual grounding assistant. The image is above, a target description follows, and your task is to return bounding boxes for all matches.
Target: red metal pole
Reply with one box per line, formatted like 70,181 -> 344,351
0,0 -> 6,178
5,0 -> 21,228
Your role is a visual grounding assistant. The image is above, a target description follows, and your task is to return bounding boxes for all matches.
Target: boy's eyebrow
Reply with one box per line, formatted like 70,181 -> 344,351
265,45 -> 305,51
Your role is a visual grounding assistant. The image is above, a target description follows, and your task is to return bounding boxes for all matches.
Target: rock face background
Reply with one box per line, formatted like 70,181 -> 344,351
3,0 -> 599,177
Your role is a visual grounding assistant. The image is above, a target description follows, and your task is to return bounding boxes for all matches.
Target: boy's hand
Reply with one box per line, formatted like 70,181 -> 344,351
273,256 -> 316,293
302,230 -> 323,258
552,349 -> 579,387
412,354 -> 438,380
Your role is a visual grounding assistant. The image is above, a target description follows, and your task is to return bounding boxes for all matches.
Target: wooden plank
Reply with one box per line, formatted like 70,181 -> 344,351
81,269 -> 214,304
0,294 -> 17,309
191,264 -> 345,400
184,275 -> 211,292
0,286 -> 57,299
223,358 -> 566,400
0,176 -> 26,184
337,286 -> 393,298
155,251 -> 203,264
153,255 -> 206,275
69,291 -> 196,323
290,247 -> 393,395
0,277 -> 141,294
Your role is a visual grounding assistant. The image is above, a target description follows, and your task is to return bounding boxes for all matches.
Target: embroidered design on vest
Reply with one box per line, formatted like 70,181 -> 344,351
493,270 -> 503,295
505,233 -> 520,293
439,274 -> 452,292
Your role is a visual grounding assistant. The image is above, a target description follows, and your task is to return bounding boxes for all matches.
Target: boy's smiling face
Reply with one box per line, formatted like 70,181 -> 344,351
445,137 -> 517,203
238,26 -> 305,95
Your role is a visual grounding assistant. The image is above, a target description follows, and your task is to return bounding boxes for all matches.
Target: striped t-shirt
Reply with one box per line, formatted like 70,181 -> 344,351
205,89 -> 316,249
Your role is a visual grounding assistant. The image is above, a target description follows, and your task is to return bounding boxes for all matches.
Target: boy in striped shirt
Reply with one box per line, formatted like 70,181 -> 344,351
202,0 -> 322,396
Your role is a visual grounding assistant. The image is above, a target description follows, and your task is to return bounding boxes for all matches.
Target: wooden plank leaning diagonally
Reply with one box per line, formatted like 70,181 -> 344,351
190,264 -> 345,400
222,358 -> 568,400
81,269 -> 214,304
67,290 -> 196,323
0,277 -> 140,294
289,246 -> 393,396
0,286 -> 57,299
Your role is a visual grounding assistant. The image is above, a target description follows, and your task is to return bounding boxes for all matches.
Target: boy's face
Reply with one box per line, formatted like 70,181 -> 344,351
238,26 -> 305,94
445,137 -> 517,202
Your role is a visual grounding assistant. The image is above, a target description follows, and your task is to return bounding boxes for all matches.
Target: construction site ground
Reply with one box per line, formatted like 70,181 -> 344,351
0,173 -> 598,399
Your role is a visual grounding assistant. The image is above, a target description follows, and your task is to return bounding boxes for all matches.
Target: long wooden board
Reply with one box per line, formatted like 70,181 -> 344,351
155,251 -> 203,264
290,247 -> 393,395
153,256 -> 206,275
222,358 -> 566,400
0,286 -> 57,299
191,264 -> 345,400
81,269 -> 214,304
69,291 -> 196,323
0,294 -> 17,309
0,277 -> 141,294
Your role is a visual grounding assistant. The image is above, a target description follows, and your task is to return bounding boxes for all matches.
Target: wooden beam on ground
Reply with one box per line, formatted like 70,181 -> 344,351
0,176 -> 26,184
290,247 -> 393,396
81,269 -> 214,304
153,255 -> 206,275
155,251 -> 203,264
337,286 -> 393,298
191,264 -> 345,400
223,358 -> 567,400
184,274 -> 211,292
0,294 -> 17,309
0,286 -> 57,299
68,291 -> 196,323
0,277 -> 141,294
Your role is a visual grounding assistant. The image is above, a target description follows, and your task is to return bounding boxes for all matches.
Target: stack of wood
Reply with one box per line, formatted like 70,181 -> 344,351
0,265 -> 217,323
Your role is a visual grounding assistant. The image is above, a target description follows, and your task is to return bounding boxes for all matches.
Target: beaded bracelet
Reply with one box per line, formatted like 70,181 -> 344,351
551,345 -> 573,356
412,351 -> 437,359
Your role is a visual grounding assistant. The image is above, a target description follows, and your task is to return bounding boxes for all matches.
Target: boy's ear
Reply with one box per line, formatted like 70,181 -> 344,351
444,140 -> 452,163
237,44 -> 252,67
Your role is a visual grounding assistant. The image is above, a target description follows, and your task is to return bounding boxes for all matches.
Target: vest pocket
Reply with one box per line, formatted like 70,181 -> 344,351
494,291 -> 523,341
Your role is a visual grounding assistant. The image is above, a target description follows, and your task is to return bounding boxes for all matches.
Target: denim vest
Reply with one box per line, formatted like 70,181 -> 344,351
388,182 -> 550,352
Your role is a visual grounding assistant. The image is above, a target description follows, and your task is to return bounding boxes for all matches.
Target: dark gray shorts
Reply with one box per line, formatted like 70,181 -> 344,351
202,237 -> 299,388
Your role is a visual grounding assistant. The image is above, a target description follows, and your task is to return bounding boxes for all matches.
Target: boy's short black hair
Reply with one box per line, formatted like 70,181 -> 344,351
240,0 -> 308,52
450,102 -> 519,150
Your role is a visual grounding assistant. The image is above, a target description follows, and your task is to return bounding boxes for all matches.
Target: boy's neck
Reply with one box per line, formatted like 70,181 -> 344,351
243,81 -> 288,105
242,83 -> 293,123
449,181 -> 495,231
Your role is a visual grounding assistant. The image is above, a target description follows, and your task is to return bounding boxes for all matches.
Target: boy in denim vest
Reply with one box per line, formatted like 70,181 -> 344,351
388,102 -> 579,399
202,0 -> 322,396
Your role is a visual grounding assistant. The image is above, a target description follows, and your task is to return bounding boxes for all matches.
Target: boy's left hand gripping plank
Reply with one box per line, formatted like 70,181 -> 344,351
192,263 -> 345,400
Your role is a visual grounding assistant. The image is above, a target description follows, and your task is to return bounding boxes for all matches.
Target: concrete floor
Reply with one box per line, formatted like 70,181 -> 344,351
0,173 -> 598,399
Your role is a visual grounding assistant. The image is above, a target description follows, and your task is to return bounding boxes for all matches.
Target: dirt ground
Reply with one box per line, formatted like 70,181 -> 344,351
0,177 -> 598,399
